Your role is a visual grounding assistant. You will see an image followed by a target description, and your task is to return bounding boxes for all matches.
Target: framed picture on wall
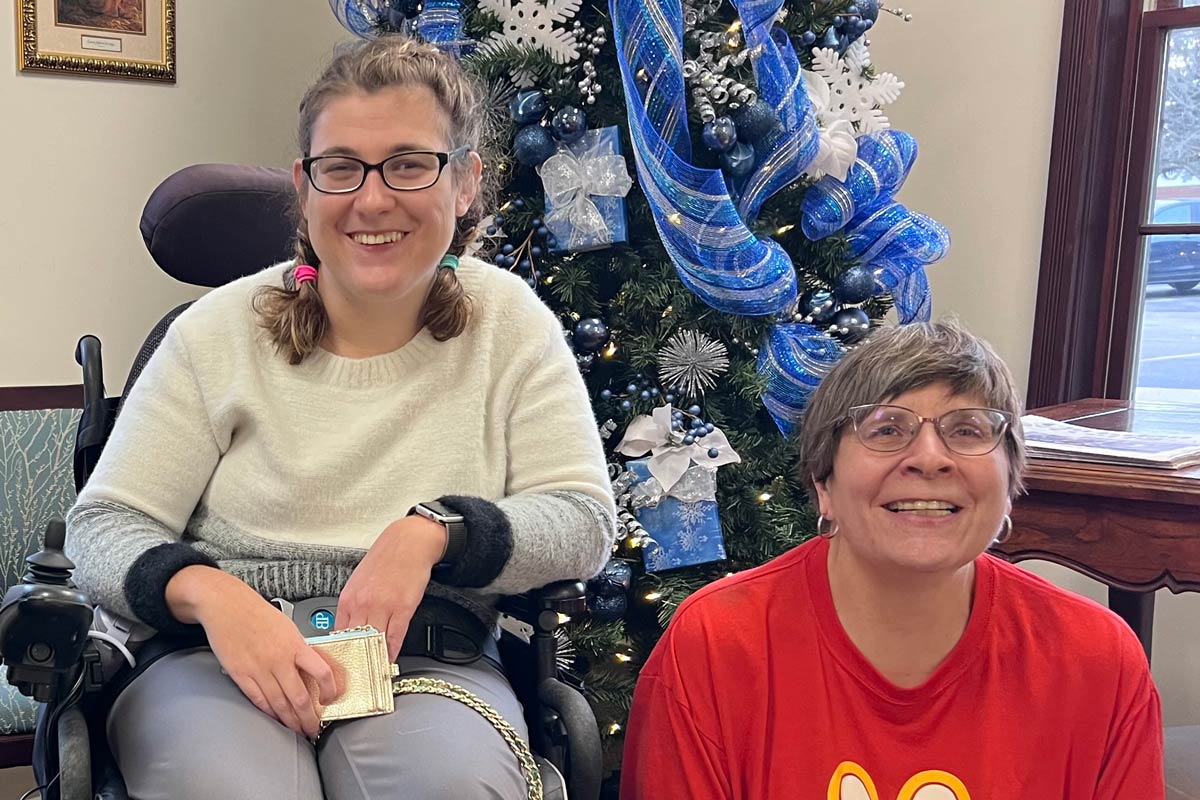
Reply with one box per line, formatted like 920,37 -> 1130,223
16,0 -> 175,82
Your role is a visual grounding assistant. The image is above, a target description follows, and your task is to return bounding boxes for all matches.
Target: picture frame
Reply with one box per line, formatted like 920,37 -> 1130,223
16,0 -> 175,83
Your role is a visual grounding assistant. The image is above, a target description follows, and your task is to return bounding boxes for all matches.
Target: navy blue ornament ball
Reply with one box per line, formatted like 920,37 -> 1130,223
834,265 -> 876,304
720,142 -> 756,178
513,125 -> 557,167
598,558 -> 634,591
702,117 -> 738,153
573,317 -> 611,353
733,99 -> 779,143
833,307 -> 871,341
586,559 -> 634,622
799,287 -> 838,324
509,89 -> 548,125
551,106 -> 588,144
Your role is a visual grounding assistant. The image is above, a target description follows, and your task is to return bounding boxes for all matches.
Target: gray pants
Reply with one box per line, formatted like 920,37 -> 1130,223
106,647 -> 530,800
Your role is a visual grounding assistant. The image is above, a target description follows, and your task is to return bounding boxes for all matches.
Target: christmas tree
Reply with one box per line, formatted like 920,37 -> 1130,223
332,0 -> 949,778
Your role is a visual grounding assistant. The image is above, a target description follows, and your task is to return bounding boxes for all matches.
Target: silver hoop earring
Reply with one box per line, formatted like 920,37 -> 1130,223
995,515 -> 1013,544
817,515 -> 839,539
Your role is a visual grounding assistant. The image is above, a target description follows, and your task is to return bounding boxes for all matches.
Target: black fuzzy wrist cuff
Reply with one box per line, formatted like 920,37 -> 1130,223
432,495 -> 513,588
124,542 -> 219,635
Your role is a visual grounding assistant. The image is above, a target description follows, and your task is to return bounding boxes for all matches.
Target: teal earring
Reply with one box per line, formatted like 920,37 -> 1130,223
438,254 -> 459,271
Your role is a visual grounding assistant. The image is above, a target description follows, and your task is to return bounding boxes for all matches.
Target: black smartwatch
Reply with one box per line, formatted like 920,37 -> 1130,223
409,500 -> 467,570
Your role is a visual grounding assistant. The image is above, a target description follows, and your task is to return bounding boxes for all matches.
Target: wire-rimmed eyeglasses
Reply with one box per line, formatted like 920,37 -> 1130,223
301,146 -> 470,194
838,404 -> 1013,456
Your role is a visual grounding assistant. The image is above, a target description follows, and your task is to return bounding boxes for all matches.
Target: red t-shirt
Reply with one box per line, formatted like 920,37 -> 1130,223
621,537 -> 1164,799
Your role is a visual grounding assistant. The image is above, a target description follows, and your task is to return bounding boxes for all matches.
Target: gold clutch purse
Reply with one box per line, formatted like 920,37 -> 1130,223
301,625 -> 544,799
303,625 -> 399,724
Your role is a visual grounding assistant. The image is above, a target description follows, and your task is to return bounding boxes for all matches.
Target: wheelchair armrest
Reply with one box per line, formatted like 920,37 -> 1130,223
496,580 -> 588,629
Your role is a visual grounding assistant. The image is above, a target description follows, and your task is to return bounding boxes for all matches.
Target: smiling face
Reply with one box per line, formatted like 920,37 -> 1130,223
292,85 -> 481,309
813,382 -> 1012,576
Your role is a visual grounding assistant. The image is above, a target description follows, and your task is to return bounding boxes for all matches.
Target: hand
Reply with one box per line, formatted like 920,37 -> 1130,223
166,566 -> 341,739
335,515 -> 447,661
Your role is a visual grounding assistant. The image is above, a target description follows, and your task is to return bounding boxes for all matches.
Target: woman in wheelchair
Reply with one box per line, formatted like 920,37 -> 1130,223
64,35 -> 615,800
621,320 -> 1164,799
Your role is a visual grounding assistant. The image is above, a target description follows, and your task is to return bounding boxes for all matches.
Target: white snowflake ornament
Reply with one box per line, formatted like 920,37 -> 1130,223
477,0 -> 582,65
802,40 -> 905,179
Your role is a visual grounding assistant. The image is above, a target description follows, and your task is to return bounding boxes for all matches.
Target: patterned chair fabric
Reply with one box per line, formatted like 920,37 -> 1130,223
0,408 -> 80,735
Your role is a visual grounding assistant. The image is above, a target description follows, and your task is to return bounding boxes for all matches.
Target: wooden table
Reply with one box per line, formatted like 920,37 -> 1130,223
990,398 -> 1200,661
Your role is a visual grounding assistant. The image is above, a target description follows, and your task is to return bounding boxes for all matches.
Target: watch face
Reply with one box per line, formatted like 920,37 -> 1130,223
419,504 -> 462,524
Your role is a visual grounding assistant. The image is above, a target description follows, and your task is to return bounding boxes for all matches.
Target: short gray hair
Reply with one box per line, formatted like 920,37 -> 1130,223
795,317 -> 1026,501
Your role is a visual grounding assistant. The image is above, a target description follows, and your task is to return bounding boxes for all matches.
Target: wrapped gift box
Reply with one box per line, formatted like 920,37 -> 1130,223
626,458 -> 727,572
540,126 -> 631,252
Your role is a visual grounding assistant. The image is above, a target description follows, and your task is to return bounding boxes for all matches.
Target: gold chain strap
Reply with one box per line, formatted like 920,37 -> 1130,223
393,677 -> 543,800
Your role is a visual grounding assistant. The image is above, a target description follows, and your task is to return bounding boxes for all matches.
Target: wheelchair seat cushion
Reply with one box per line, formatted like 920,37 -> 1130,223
139,164 -> 296,288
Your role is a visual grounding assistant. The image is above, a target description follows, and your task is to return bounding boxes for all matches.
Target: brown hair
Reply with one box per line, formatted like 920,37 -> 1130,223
795,317 -> 1027,500
255,36 -> 497,364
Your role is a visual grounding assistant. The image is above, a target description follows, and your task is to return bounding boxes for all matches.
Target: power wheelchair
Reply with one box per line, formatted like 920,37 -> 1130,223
0,163 -> 603,800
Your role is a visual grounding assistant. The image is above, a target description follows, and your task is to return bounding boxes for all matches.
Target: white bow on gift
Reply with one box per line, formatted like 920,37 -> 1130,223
537,130 -> 633,250
616,406 -> 741,493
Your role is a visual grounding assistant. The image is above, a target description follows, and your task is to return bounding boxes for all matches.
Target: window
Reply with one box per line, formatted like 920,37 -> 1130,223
1028,0 -> 1200,409
1125,17 -> 1200,404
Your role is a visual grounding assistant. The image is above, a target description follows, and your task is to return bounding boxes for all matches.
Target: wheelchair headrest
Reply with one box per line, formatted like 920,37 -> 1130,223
140,164 -> 298,288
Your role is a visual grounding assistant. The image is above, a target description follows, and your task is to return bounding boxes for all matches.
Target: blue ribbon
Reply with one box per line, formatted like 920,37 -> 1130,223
800,130 -> 918,241
755,324 -> 845,437
733,0 -> 822,221
609,0 -> 819,315
845,198 -> 949,323
797,129 -> 949,324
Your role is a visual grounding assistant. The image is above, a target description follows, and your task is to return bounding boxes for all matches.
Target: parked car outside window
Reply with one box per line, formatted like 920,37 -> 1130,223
1148,199 -> 1200,293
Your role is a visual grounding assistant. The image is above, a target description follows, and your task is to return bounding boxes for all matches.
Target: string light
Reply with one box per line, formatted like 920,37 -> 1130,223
757,491 -> 773,502
608,722 -> 622,735
556,613 -> 572,625
775,224 -> 795,235
615,653 -> 632,663
603,341 -> 618,358
644,591 -> 663,602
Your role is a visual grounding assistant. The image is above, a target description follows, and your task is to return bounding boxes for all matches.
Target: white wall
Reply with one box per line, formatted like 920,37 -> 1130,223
873,1 -> 1200,727
0,2 -> 348,387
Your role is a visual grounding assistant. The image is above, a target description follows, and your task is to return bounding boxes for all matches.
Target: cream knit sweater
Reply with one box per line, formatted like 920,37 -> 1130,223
67,257 -> 615,632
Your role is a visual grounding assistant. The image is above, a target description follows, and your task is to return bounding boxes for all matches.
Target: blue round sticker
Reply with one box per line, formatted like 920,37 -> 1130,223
310,609 -> 335,630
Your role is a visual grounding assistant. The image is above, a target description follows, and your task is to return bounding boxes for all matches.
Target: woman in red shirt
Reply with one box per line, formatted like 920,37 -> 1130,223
622,319 -> 1164,799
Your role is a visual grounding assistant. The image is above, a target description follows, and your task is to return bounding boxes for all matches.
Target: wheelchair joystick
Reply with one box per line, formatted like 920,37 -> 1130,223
0,520 -> 95,704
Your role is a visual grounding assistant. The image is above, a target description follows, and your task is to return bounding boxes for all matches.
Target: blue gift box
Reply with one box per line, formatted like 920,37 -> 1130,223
626,458 -> 727,572
539,126 -> 631,253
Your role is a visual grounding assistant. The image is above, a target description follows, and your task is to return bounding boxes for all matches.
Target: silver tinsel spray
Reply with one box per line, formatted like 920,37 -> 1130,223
656,330 -> 731,398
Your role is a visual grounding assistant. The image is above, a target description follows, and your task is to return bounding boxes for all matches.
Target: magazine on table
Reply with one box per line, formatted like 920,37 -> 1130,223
1021,414 -> 1200,469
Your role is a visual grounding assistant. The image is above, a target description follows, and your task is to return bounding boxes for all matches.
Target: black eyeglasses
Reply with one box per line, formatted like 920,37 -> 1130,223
301,146 -> 470,193
838,403 -> 1013,456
